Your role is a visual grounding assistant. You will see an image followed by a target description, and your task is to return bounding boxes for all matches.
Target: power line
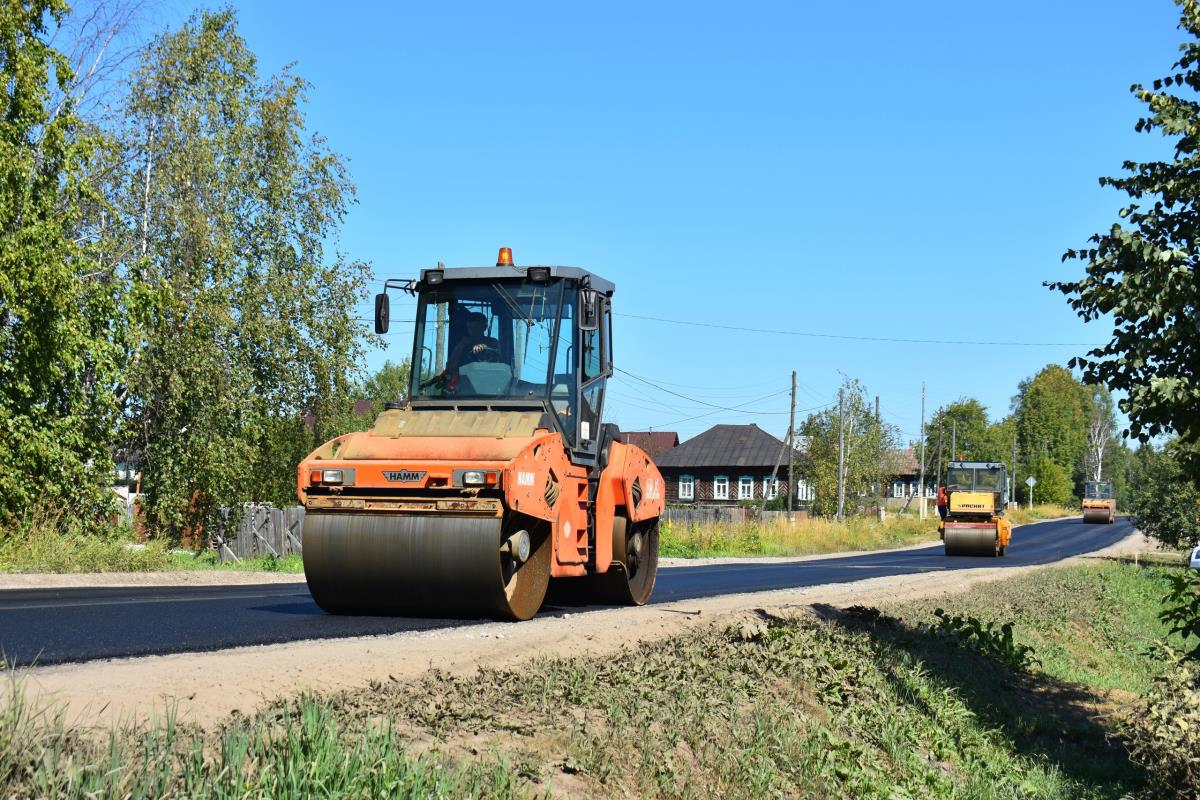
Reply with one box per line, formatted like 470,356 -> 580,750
615,312 -> 1101,348
615,367 -> 792,414
657,395 -> 835,429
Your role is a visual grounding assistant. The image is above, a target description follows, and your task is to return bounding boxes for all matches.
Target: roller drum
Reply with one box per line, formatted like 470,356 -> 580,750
303,512 -> 550,620
943,525 -> 999,557
1082,506 -> 1112,524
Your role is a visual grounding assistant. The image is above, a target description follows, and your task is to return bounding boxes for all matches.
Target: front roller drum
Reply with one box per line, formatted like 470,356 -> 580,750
943,524 -> 1000,557
303,513 -> 551,621
1082,507 -> 1112,524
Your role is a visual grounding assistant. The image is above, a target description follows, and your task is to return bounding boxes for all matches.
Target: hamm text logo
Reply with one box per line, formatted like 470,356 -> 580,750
383,470 -> 426,483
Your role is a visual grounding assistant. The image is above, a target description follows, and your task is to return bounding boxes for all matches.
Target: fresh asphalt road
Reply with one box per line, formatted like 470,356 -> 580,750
0,516 -> 1133,667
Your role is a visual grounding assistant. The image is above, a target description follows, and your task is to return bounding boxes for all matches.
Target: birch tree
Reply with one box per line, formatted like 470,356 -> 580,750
116,10 -> 372,536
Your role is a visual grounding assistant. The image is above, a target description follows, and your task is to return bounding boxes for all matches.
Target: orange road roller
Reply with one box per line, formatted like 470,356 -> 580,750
1082,480 -> 1116,524
297,249 -> 664,620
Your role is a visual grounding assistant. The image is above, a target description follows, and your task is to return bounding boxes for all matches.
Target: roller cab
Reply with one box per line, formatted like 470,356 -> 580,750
1082,480 -> 1116,524
297,250 -> 664,620
939,461 -> 1012,557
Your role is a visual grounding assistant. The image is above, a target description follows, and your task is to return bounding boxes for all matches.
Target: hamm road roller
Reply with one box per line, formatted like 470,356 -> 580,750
939,461 -> 1013,557
1082,480 -> 1116,524
297,248 -> 665,620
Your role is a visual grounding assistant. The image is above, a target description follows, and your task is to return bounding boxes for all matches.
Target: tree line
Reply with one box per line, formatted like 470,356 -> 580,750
0,3 -> 399,538
795,365 -> 1122,517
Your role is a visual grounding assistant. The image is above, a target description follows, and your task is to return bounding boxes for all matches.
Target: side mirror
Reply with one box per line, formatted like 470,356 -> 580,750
579,288 -> 600,331
374,292 -> 390,334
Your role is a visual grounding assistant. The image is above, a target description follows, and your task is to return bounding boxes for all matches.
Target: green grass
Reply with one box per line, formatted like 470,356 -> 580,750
0,506 -> 174,573
661,503 -> 1076,559
3,560 -> 1180,798
884,561 -> 1183,694
0,682 -> 528,799
0,505 -> 305,574
169,550 -> 305,573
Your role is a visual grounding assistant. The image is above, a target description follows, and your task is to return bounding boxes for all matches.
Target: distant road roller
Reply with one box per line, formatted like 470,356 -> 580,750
1082,480 -> 1116,524
939,461 -> 1013,557
297,249 -> 664,620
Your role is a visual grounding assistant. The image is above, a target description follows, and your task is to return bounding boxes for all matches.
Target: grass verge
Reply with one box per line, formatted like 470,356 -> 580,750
0,506 -> 173,573
0,506 -> 304,574
661,503 -> 1075,558
2,560 -> 1183,798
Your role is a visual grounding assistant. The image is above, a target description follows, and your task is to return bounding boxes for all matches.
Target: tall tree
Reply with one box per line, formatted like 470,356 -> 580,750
923,398 -> 1011,469
1012,365 -> 1089,491
1084,385 -> 1117,482
117,10 -> 372,535
799,378 -> 899,517
1127,441 -> 1200,550
1050,0 -> 1200,463
0,0 -> 122,519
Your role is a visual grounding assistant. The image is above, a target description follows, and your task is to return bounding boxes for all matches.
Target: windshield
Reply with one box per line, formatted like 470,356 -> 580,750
946,467 -> 974,489
410,279 -> 568,402
1085,481 -> 1114,499
946,466 -> 1004,491
975,468 -> 1003,490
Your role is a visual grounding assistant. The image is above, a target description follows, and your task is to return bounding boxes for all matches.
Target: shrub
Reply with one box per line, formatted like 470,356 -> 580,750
1117,646 -> 1200,799
928,609 -> 1040,670
1161,569 -> 1200,660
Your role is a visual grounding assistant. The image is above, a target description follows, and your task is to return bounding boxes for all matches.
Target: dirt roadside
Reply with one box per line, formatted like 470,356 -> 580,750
7,526 -> 1148,730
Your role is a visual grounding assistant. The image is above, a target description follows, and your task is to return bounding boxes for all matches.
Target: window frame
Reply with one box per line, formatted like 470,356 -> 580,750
678,474 -> 694,501
738,475 -> 754,500
762,476 -> 778,500
713,475 -> 729,500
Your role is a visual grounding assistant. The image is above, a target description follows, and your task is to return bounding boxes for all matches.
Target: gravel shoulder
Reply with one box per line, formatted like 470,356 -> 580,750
8,526 -> 1146,730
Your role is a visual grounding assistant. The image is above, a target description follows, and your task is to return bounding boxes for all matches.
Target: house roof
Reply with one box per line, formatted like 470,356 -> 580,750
654,424 -> 794,469
621,431 -> 679,458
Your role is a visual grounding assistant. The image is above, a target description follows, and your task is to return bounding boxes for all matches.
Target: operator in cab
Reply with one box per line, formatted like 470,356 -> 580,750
446,312 -> 500,372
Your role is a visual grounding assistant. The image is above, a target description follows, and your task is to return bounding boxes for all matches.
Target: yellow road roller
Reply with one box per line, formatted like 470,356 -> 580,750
1082,480 -> 1116,524
939,461 -> 1012,557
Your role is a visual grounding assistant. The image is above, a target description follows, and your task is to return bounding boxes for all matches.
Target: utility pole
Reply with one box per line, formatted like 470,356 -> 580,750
875,395 -> 882,508
787,371 -> 797,523
1011,433 -> 1018,510
951,419 -> 957,460
918,383 -> 926,520
761,371 -> 793,516
836,387 -> 846,521
936,427 -> 944,489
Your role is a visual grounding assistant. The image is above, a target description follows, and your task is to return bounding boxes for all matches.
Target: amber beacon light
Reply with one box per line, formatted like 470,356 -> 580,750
496,247 -> 514,267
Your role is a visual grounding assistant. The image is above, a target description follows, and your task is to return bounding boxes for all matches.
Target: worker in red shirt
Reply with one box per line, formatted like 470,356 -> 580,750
936,485 -> 948,520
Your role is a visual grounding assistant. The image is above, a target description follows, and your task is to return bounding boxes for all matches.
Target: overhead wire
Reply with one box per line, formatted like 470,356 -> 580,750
615,367 -> 792,414
615,312 -> 1102,348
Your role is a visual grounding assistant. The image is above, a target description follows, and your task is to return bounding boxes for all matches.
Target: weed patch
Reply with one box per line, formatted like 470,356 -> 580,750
0,506 -> 172,573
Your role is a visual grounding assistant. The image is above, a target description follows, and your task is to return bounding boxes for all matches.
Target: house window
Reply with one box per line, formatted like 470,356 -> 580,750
678,475 -> 694,501
892,481 -> 903,498
796,480 -> 814,502
713,475 -> 729,500
738,476 -> 754,500
762,477 -> 779,500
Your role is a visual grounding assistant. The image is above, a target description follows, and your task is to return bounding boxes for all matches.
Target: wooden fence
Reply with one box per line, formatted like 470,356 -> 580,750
214,503 -> 305,563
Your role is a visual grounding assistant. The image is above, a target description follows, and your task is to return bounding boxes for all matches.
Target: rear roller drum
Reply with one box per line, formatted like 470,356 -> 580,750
303,513 -> 551,621
576,515 -> 660,606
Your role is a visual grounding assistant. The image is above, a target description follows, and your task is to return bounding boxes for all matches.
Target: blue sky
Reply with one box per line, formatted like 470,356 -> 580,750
151,0 -> 1183,443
